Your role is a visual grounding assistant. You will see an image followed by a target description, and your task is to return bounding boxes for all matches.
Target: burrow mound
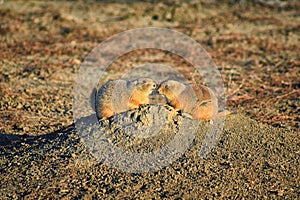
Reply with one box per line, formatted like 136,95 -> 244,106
75,105 -> 217,172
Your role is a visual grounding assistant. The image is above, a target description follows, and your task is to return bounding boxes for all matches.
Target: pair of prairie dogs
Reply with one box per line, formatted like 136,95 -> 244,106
95,78 -> 228,120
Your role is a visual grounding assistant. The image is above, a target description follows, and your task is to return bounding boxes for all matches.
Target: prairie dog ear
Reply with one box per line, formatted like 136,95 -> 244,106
131,80 -> 137,85
137,77 -> 153,84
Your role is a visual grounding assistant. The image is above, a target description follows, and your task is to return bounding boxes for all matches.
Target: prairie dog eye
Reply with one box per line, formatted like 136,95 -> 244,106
165,84 -> 169,89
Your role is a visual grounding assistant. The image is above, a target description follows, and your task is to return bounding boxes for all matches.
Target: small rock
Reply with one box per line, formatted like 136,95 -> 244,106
16,103 -> 23,109
73,59 -> 81,65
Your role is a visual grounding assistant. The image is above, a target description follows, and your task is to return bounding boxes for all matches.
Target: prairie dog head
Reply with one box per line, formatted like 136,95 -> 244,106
157,80 -> 186,97
157,80 -> 188,109
130,77 -> 157,94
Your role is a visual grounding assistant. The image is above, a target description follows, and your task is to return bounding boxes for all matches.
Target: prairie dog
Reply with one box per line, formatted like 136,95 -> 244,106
157,80 -> 219,120
95,78 -> 156,119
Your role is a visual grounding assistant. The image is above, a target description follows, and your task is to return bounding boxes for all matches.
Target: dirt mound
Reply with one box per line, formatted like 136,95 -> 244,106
1,105 -> 299,199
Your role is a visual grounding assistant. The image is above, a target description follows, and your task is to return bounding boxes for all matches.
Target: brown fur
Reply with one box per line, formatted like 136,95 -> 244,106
158,80 -> 220,120
95,78 -> 156,119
